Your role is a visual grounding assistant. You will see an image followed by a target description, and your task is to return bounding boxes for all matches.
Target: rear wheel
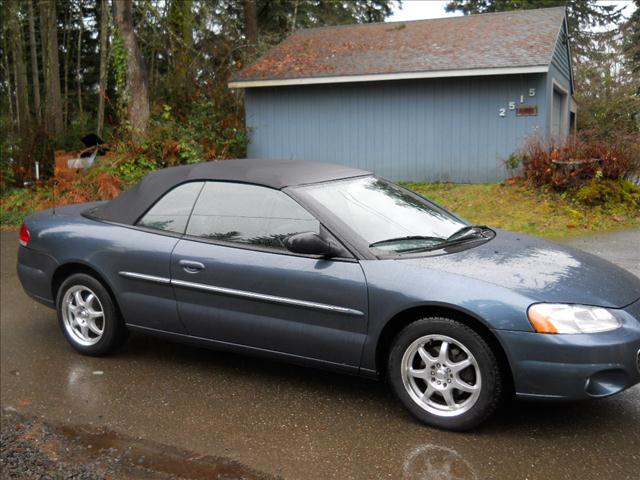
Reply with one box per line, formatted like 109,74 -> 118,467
388,317 -> 502,431
56,273 -> 126,356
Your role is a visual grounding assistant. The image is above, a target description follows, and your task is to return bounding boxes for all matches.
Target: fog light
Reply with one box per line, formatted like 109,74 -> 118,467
585,369 -> 628,397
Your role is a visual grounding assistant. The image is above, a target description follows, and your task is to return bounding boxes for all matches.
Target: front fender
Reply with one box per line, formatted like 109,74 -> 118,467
359,259 -> 536,372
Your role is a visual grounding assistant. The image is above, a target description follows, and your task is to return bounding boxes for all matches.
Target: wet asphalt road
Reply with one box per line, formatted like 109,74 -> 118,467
1,230 -> 639,480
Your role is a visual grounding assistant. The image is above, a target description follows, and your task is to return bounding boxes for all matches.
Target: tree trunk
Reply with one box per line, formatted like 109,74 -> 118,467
39,0 -> 64,138
291,0 -> 300,32
9,2 -> 31,138
113,0 -> 150,138
97,0 -> 109,137
13,60 -> 19,127
149,44 -> 156,88
62,5 -> 71,129
168,0 -> 193,102
8,1 -> 32,184
3,33 -> 15,128
27,0 -> 41,124
244,0 -> 258,47
76,1 -> 84,117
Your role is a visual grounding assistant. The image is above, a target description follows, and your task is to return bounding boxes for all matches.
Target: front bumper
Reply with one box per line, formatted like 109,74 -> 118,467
496,298 -> 640,400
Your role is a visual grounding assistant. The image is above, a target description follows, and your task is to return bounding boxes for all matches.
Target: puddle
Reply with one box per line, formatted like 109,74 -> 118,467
58,423 -> 280,479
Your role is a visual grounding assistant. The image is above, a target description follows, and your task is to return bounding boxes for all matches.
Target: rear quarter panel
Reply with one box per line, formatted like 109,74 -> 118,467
19,204 -> 185,333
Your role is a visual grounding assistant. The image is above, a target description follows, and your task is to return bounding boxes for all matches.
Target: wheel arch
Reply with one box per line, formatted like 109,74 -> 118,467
375,304 -> 515,392
51,262 -> 120,313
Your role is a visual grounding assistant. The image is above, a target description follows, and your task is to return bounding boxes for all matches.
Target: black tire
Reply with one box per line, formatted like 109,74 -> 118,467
388,317 -> 503,431
55,273 -> 127,356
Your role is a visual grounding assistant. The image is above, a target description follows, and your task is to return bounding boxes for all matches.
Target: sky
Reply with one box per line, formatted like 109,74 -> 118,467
387,0 -> 637,22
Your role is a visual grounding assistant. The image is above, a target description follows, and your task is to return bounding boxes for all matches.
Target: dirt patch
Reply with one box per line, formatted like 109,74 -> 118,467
1,407 -> 279,480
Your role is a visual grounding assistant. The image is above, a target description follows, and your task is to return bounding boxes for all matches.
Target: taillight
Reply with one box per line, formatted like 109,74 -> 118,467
19,223 -> 30,247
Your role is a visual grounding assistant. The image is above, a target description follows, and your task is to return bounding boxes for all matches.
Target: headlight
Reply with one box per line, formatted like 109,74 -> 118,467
527,303 -> 621,334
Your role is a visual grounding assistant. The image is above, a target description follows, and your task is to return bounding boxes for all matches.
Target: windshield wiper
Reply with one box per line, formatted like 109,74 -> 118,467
369,235 -> 445,248
369,228 -> 489,252
446,225 -> 488,242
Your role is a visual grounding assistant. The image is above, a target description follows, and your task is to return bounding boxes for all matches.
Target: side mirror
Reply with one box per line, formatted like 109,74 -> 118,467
284,232 -> 342,258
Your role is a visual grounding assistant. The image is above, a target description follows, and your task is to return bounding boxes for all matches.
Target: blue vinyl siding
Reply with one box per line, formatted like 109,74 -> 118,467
551,22 -> 572,87
246,73 -> 548,182
546,21 -> 572,137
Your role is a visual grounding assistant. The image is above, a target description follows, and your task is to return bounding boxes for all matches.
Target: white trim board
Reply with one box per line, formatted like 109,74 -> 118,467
229,65 -> 550,89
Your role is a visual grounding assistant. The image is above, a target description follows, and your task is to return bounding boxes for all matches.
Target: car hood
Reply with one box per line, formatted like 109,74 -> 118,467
397,230 -> 640,308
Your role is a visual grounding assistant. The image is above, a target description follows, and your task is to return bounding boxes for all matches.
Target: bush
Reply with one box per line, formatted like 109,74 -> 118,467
0,165 -> 123,228
504,152 -> 524,172
111,152 -> 160,187
520,131 -> 640,190
133,97 -> 247,166
104,95 -> 249,188
575,179 -> 640,208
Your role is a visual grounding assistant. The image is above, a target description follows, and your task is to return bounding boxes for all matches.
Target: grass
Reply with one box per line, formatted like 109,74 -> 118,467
2,179 -> 639,239
403,180 -> 640,240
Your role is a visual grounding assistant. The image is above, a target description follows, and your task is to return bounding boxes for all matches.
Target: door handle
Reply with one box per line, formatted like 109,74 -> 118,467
179,260 -> 205,273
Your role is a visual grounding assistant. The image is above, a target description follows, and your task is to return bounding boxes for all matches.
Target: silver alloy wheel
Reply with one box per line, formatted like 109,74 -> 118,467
61,285 -> 105,346
401,334 -> 481,417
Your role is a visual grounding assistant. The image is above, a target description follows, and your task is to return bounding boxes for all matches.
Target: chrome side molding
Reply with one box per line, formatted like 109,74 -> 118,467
118,271 -> 171,284
118,271 -> 363,316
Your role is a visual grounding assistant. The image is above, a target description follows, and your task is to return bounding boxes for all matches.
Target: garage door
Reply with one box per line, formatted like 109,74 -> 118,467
551,89 -> 564,137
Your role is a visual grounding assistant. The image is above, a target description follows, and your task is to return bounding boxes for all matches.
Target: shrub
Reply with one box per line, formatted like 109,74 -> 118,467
575,179 -> 640,208
112,152 -> 160,187
103,95 -> 249,188
0,165 -> 123,228
520,131 -> 640,190
504,153 -> 524,172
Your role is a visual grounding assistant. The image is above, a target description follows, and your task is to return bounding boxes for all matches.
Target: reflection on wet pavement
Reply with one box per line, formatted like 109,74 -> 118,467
402,444 -> 478,480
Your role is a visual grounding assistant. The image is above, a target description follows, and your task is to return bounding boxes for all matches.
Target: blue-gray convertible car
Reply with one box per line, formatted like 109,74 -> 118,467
17,159 -> 640,430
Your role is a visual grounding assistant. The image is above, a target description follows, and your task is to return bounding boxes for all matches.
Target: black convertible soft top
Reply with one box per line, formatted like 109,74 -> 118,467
89,159 -> 370,225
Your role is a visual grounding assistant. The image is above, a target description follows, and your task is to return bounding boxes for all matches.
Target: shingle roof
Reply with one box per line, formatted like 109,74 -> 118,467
230,7 -> 566,88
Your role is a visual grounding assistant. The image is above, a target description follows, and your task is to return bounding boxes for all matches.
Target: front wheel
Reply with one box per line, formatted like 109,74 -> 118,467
56,273 -> 126,356
388,317 -> 503,431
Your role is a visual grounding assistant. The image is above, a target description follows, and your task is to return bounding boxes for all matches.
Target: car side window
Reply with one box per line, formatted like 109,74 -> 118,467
186,182 -> 320,250
137,182 -> 204,234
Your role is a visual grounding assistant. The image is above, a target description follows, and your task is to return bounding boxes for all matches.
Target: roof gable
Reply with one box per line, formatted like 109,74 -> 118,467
231,7 -> 567,88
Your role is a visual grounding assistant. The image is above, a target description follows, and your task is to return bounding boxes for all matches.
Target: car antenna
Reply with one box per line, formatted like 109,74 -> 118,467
52,164 -> 57,215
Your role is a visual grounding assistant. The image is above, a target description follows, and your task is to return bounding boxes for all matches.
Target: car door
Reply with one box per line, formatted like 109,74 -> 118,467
170,181 -> 369,369
115,181 -> 205,334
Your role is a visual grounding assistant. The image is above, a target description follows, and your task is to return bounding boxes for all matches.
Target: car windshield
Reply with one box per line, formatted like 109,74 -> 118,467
297,176 -> 469,252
